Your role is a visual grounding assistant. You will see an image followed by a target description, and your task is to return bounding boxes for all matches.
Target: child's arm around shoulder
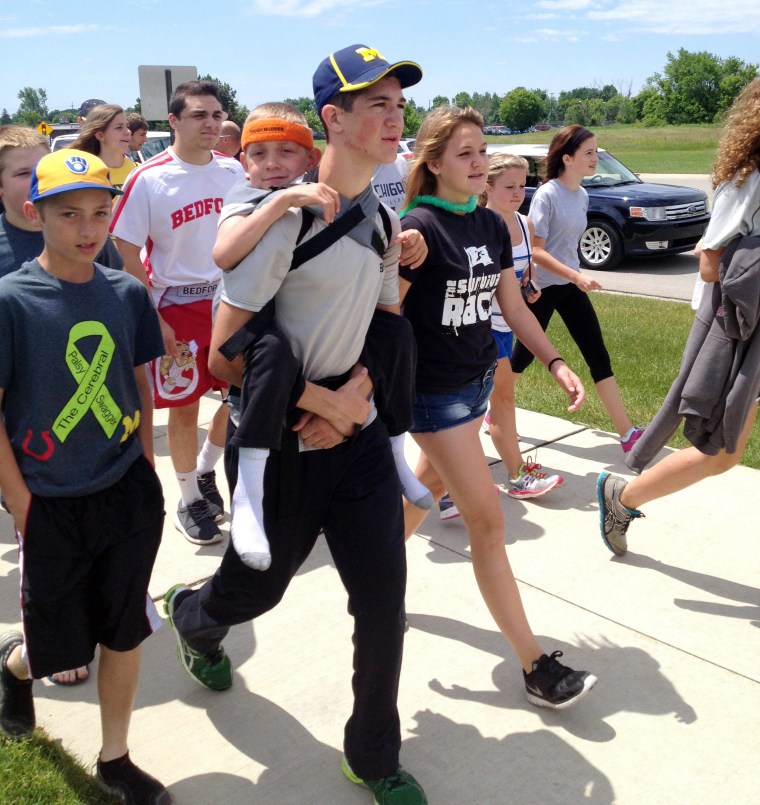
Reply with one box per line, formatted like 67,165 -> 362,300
213,182 -> 341,270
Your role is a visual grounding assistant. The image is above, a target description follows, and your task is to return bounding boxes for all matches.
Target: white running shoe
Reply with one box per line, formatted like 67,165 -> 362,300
507,458 -> 562,499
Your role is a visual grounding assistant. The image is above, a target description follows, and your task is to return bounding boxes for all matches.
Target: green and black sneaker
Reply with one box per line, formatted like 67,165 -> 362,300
163,584 -> 232,691
341,754 -> 427,804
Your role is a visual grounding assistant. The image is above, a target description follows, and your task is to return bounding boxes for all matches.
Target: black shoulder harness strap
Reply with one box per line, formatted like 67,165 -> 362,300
219,193 -> 394,361
290,198 -> 393,271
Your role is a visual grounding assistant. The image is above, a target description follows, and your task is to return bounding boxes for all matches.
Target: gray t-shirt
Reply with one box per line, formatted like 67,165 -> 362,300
528,178 -> 588,288
0,260 -> 163,496
371,156 -> 410,212
221,185 -> 401,382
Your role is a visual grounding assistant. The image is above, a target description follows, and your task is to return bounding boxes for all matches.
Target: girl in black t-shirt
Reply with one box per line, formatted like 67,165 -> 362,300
398,106 -> 597,709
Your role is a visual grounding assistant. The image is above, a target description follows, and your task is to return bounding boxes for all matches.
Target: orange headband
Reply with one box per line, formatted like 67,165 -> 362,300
241,119 -> 314,151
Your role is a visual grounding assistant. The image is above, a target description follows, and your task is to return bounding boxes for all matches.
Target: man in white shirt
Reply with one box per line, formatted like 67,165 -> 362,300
112,80 -> 244,545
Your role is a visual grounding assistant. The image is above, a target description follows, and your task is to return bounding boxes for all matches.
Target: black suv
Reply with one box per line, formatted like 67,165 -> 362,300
488,144 -> 710,270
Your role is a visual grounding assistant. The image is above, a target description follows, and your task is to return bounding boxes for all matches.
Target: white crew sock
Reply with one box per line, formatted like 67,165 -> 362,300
231,447 -> 271,571
391,434 -> 434,509
196,438 -> 225,476
176,470 -> 202,507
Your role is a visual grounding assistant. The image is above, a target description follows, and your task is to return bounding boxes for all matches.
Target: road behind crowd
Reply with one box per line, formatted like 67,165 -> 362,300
1,391 -> 757,804
584,174 -> 712,303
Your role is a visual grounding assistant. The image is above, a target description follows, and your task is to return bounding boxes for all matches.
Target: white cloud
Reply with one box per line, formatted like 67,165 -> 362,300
536,0 -> 596,9
586,0 -> 760,35
525,0 -> 760,34
0,23 -> 99,39
248,0 -> 384,17
535,27 -> 583,41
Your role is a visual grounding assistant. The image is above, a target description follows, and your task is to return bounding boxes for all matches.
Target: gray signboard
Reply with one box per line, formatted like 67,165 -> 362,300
138,65 -> 198,121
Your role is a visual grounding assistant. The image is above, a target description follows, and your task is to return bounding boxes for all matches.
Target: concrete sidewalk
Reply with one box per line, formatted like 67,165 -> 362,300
1,394 -> 758,804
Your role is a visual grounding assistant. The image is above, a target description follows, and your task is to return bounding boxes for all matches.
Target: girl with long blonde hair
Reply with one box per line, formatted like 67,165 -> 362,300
399,106 -> 597,708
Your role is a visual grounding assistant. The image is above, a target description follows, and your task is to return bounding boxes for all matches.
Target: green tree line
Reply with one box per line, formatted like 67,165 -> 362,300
3,49 -> 756,137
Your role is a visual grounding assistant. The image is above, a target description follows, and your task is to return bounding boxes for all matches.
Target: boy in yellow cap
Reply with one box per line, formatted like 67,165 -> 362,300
0,150 -> 171,803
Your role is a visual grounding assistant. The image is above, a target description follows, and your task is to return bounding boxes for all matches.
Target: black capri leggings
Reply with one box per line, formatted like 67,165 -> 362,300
510,282 -> 614,383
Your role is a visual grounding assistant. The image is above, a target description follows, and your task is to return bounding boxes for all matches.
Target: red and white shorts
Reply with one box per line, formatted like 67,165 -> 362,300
150,284 -> 225,409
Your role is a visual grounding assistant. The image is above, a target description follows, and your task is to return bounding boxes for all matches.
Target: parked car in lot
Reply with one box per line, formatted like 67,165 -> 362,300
398,138 -> 416,159
51,131 -> 172,164
487,144 -> 711,269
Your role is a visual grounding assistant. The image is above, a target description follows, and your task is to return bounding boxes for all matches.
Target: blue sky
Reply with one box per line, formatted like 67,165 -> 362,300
1,0 -> 759,117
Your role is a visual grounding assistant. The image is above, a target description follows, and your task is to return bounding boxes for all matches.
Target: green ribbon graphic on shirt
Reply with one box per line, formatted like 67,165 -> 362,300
53,321 -> 122,443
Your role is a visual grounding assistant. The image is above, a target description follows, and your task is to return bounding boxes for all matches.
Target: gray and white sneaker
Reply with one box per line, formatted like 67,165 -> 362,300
174,499 -> 223,545
597,471 -> 643,556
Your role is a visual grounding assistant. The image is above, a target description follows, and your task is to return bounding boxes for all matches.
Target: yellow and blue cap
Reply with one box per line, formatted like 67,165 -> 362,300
313,44 -> 422,117
29,150 -> 122,203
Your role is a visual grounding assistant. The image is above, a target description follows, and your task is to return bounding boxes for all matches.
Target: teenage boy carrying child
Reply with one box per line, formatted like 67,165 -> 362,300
211,102 -> 430,571
0,150 -> 170,804
164,44 -> 429,803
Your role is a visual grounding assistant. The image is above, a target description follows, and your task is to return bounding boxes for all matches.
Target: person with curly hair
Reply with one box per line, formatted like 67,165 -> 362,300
597,77 -> 760,557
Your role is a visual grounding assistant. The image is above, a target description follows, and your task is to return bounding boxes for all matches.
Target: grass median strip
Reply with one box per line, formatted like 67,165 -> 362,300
0,731 -> 119,804
516,292 -> 759,470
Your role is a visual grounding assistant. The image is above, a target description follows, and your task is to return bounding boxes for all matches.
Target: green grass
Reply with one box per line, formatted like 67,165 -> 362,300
326,124 -> 720,172
490,124 -> 721,173
517,293 -> 760,469
0,732 -> 119,804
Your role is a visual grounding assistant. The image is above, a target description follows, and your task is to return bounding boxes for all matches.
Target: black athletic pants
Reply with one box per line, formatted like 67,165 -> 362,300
172,417 -> 407,780
510,282 -> 614,382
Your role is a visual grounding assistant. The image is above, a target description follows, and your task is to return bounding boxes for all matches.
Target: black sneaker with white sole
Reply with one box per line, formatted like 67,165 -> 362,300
174,499 -> 222,545
524,651 -> 597,710
0,630 -> 35,738
197,471 -> 224,521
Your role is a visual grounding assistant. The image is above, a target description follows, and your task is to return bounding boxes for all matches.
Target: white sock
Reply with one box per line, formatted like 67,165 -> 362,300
231,447 -> 271,571
196,438 -> 225,476
176,470 -> 202,507
391,434 -> 433,509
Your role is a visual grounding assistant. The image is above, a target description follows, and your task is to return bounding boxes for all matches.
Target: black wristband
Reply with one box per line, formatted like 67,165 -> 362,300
547,356 -> 564,372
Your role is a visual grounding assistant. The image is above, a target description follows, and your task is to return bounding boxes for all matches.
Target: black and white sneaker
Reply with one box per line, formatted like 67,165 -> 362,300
524,651 -> 597,710
197,471 -> 224,521
0,630 -> 35,738
174,499 -> 223,545
97,751 -> 172,804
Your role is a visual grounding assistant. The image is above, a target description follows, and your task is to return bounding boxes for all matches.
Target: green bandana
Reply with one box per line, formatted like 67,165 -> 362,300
399,194 -> 478,218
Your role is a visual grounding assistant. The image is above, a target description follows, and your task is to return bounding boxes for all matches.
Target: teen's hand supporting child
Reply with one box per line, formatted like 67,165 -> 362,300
293,369 -> 372,447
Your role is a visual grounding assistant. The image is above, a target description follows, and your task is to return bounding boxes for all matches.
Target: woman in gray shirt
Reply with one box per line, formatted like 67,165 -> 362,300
510,126 -> 642,453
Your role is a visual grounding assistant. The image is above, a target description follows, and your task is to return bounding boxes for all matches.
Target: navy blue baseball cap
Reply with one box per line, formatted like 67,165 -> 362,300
78,98 -> 106,118
313,44 -> 422,117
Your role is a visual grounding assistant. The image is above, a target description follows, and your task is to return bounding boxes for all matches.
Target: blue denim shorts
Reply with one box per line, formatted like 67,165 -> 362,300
410,364 -> 496,433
